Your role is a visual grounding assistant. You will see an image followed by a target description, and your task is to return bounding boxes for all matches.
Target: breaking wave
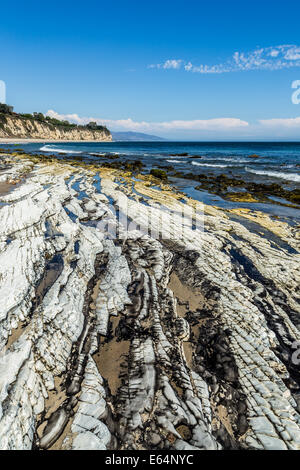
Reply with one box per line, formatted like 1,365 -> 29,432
205,156 -> 249,163
40,145 -> 82,154
246,168 -> 300,182
191,161 -> 229,168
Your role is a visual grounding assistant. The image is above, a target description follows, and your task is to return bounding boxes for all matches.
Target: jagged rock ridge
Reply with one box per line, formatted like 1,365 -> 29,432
0,153 -> 299,450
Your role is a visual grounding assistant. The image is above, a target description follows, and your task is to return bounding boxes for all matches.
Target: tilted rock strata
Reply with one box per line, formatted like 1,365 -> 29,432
0,153 -> 299,450
0,114 -> 112,141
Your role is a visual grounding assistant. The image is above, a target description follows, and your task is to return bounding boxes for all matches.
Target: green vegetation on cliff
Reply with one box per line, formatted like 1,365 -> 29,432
0,103 -> 110,136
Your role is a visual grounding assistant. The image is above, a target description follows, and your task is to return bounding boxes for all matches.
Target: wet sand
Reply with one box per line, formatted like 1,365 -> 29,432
0,181 -> 17,196
93,316 -> 130,396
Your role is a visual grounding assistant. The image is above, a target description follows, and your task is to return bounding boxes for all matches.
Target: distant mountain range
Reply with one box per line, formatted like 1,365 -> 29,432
111,131 -> 165,141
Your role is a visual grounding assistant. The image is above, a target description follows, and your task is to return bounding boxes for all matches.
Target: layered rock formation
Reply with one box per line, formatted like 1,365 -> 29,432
0,114 -> 112,141
0,152 -> 299,450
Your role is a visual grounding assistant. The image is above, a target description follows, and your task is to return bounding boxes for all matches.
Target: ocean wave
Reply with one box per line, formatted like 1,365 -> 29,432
164,154 -> 188,158
246,167 -> 300,182
40,145 -> 82,154
191,161 -> 230,168
166,159 -> 187,163
282,164 -> 297,169
204,156 -> 249,163
223,158 -> 249,163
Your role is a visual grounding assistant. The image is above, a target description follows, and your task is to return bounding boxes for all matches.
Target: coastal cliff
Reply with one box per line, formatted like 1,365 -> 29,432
0,113 -> 112,141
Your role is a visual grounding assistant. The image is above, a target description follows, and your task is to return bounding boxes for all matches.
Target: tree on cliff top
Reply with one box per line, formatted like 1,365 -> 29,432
0,103 -> 14,114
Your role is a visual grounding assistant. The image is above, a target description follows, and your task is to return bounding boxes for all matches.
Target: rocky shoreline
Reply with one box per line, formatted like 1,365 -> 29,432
0,151 -> 299,450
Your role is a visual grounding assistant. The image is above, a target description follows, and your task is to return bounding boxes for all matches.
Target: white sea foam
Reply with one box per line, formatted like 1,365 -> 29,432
205,156 -> 249,163
40,145 -> 82,154
223,157 -> 249,163
165,155 -> 188,158
167,159 -> 187,163
246,167 -> 300,182
191,161 -> 229,168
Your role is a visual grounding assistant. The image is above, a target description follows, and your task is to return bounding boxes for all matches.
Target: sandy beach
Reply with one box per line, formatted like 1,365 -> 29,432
0,138 -> 113,144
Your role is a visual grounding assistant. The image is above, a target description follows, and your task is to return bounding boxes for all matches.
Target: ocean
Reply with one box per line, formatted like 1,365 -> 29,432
2,141 -> 300,221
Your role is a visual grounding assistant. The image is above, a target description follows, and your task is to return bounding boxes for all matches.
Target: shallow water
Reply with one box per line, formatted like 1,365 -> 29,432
4,141 -> 300,184
170,177 -> 300,223
2,141 -> 299,218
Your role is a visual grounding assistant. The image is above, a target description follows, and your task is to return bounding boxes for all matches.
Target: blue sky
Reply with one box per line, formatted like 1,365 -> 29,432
1,0 -> 300,140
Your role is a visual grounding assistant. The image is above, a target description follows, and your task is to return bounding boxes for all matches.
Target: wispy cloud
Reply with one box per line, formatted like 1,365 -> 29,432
149,45 -> 300,74
148,59 -> 182,70
46,110 -> 248,132
46,110 -> 300,138
0,80 -> 6,103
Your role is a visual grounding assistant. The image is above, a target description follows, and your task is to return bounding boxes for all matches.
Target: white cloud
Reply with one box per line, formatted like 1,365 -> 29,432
148,59 -> 182,70
269,49 -> 280,57
162,59 -> 182,69
184,62 -> 193,71
284,47 -> 300,61
149,45 -> 300,74
46,110 -> 248,133
156,118 -> 248,130
259,117 -> 300,128
46,110 -> 300,138
184,63 -> 228,74
0,80 -> 6,103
